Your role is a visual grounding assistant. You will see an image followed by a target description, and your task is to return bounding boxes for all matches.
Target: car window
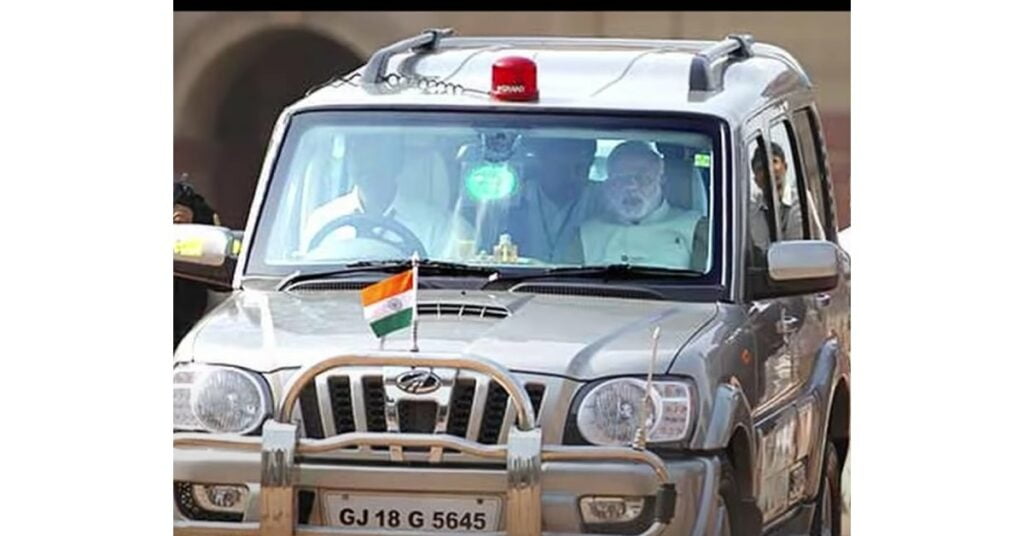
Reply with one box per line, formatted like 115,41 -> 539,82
767,121 -> 807,241
250,111 -> 721,277
748,135 -> 775,248
746,134 -> 775,299
792,109 -> 834,242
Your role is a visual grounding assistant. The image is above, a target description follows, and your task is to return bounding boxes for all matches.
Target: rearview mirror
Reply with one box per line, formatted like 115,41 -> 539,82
767,240 -> 839,293
173,224 -> 242,290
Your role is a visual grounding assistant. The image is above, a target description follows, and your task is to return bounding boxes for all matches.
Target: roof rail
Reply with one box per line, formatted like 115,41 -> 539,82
362,28 -> 455,85
439,36 -> 704,50
688,33 -> 754,92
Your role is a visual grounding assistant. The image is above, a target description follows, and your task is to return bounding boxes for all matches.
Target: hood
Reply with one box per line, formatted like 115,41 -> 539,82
183,288 -> 719,381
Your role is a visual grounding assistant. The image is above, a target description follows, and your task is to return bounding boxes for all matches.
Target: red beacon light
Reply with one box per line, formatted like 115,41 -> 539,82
490,56 -> 539,102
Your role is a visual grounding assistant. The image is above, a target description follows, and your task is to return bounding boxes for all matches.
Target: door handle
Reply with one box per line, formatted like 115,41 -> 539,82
777,315 -> 800,335
815,293 -> 832,307
748,301 -> 771,316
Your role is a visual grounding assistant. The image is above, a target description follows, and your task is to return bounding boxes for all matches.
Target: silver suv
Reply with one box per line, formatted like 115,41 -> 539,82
173,29 -> 851,536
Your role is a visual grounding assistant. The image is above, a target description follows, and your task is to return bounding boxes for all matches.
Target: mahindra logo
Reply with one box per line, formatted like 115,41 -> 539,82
395,369 -> 441,395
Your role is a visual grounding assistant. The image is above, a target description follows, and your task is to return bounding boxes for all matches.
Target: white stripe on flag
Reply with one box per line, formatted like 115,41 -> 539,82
362,288 -> 416,323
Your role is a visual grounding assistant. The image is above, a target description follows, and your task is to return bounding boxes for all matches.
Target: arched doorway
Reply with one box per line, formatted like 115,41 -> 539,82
178,28 -> 363,229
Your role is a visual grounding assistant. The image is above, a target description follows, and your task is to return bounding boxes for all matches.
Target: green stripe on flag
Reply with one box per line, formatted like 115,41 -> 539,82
369,308 -> 413,338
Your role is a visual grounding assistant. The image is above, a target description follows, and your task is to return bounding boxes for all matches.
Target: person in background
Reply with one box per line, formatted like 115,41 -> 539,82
750,141 -> 804,246
174,179 -> 218,349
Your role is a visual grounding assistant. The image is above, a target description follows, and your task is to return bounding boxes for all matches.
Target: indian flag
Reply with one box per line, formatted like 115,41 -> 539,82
360,268 -> 417,338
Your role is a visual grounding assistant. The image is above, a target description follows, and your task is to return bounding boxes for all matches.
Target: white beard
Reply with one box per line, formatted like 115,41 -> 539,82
609,191 -> 659,222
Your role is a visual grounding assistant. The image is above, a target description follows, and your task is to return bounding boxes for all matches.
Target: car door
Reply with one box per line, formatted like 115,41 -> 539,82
791,106 -> 851,369
743,110 -> 837,522
744,116 -> 827,415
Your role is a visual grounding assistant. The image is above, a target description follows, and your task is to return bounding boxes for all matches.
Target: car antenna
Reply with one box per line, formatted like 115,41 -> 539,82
632,325 -> 660,450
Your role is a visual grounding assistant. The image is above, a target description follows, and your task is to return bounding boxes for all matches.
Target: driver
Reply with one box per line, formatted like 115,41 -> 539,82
301,133 -> 472,258
579,141 -> 703,268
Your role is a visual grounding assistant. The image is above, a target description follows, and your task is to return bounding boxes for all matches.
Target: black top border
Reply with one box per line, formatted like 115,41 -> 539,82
175,3 -> 850,12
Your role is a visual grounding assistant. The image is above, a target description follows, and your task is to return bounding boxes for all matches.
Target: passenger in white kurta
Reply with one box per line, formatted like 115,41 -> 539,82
580,141 -> 702,268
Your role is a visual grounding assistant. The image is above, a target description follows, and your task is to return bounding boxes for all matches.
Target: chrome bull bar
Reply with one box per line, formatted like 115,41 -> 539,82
174,352 -> 677,536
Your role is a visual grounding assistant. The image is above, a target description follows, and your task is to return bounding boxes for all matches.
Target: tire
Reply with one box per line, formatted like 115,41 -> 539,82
811,441 -> 842,536
715,458 -> 742,536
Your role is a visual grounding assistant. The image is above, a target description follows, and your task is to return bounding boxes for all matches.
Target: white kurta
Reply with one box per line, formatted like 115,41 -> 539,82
580,200 -> 702,268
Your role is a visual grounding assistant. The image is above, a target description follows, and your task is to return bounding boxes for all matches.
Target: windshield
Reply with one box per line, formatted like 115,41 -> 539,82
247,110 -> 722,281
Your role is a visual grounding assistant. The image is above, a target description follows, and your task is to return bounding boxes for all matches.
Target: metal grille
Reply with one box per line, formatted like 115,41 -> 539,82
510,282 -> 666,300
298,383 -> 324,439
478,382 -> 509,444
289,281 -> 371,292
307,372 -> 547,450
417,302 -> 511,319
361,376 -> 387,432
398,400 -> 438,433
327,377 -> 356,434
445,378 -> 476,436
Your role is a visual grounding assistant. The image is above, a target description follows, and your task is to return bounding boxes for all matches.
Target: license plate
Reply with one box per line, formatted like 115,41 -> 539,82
323,492 -> 502,532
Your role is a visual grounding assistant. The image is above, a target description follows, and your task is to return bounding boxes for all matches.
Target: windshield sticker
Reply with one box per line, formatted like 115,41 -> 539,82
465,162 -> 518,201
694,153 -> 712,168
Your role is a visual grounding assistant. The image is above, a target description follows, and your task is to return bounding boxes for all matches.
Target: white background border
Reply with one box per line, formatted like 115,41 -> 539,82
1,3 -> 1021,534
0,1 -> 171,533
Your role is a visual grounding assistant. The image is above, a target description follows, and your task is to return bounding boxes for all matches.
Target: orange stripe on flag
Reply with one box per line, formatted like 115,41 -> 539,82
360,269 -> 414,307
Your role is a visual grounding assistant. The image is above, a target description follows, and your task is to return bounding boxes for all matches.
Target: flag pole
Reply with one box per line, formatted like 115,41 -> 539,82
410,252 -> 420,353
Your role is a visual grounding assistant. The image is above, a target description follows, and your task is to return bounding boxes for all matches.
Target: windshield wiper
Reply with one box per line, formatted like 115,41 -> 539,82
480,263 -> 703,290
277,259 -> 498,291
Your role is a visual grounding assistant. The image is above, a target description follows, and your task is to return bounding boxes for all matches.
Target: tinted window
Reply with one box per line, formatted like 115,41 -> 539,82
792,109 -> 834,241
746,135 -> 774,299
767,121 -> 807,241
247,111 -> 724,283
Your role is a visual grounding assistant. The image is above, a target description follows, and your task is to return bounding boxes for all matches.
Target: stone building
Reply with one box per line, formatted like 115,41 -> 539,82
174,11 -> 850,229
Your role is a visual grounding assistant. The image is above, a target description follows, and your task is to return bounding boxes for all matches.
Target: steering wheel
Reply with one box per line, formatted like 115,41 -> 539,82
307,213 -> 428,258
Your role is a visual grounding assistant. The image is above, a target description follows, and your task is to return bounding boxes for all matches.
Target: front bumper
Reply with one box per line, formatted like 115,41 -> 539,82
173,352 -> 723,536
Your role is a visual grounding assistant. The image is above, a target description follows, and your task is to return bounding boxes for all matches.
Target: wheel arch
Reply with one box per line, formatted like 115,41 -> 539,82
726,426 -> 755,502
827,377 -> 850,466
702,383 -> 757,501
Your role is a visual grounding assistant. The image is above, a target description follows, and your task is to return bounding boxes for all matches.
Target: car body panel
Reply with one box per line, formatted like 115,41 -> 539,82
185,289 -> 718,382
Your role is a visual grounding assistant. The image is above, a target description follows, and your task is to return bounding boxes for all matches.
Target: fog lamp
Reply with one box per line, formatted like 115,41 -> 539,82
193,484 -> 249,513
579,496 -> 645,524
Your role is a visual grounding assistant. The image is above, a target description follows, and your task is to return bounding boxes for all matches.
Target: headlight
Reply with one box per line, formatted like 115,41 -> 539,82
576,378 -> 695,446
173,364 -> 271,434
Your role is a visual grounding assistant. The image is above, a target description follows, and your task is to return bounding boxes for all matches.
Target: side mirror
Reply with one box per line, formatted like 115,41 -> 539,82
767,240 -> 839,294
174,224 -> 242,290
